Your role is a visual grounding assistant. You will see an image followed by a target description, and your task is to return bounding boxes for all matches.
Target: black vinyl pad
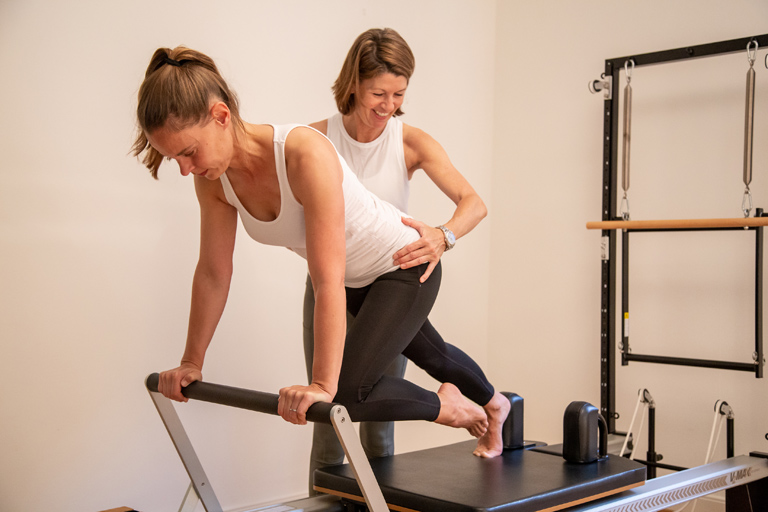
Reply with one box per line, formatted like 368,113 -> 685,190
314,441 -> 646,512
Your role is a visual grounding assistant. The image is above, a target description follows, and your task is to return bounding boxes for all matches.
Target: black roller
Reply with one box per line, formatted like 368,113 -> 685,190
145,373 -> 336,424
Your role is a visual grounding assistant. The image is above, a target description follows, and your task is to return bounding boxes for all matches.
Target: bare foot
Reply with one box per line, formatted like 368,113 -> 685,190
473,391 -> 511,458
435,383 -> 488,438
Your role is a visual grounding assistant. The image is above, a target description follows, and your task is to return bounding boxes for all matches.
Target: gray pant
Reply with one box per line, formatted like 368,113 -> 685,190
303,275 -> 407,495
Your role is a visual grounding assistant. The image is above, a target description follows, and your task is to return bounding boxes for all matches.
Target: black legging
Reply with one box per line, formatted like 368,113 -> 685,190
335,261 -> 495,422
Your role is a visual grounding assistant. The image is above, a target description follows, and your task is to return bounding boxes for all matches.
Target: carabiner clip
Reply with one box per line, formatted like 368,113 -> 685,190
742,188 -> 753,218
747,40 -> 758,68
624,59 -> 634,84
620,194 -> 631,221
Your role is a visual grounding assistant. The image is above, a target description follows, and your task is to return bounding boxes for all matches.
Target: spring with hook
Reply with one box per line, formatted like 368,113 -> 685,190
621,60 -> 634,221
743,40 -> 757,217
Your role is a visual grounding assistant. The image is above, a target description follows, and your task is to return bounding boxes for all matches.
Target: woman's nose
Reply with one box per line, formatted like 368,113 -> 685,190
178,160 -> 193,176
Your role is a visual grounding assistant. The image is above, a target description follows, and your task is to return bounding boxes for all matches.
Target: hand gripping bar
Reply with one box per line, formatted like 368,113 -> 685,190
145,372 -> 335,424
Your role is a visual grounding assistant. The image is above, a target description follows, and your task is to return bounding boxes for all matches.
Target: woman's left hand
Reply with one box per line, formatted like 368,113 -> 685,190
278,383 -> 334,425
393,217 -> 445,282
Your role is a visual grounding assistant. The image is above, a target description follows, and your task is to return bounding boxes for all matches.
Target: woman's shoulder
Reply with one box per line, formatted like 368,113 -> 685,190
308,119 -> 329,135
269,123 -> 328,149
284,124 -> 330,144
402,122 -> 440,154
283,124 -> 337,162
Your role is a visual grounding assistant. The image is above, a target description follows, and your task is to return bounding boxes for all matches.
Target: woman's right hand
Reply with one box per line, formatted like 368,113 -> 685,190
158,363 -> 203,402
393,217 -> 445,283
277,383 -> 334,425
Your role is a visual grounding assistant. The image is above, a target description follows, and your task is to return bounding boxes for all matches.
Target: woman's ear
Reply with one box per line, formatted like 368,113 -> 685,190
210,101 -> 231,127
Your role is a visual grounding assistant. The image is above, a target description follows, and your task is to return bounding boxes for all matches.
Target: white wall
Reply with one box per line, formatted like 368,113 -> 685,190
0,1 -> 495,511
1,1 -> 766,511
490,0 -> 768,488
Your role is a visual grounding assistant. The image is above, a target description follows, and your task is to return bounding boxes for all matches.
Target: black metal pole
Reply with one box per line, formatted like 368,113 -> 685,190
727,417 -> 735,459
635,460 -> 688,472
756,217 -> 764,379
622,230 -> 629,366
600,58 -> 620,433
607,34 -> 768,70
647,407 -> 657,479
625,354 -> 757,372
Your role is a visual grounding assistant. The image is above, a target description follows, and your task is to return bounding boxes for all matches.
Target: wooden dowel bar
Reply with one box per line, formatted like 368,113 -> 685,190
587,218 -> 768,230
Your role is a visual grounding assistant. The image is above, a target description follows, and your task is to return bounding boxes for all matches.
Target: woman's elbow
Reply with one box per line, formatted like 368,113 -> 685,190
195,260 -> 233,285
475,196 -> 488,221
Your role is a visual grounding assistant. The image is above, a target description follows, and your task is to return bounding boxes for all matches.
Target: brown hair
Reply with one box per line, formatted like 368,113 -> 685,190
332,28 -> 415,116
131,47 -> 244,179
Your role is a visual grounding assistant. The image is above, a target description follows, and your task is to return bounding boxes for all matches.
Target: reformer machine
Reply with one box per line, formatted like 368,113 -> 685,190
146,372 -> 653,511
146,373 -> 768,512
587,33 -> 768,508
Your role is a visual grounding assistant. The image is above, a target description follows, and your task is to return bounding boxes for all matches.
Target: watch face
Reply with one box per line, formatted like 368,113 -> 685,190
439,226 -> 455,248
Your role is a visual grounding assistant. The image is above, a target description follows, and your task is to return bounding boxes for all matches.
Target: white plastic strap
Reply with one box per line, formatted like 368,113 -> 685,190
619,389 -> 646,458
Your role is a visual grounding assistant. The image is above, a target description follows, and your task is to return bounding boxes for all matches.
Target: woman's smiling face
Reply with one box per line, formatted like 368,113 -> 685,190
352,72 -> 408,131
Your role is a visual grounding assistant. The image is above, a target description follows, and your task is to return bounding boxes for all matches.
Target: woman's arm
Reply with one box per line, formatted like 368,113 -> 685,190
278,127 -> 347,425
158,177 -> 238,402
393,124 -> 487,282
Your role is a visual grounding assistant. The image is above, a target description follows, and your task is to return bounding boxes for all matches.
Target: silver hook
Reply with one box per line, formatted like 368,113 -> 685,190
620,193 -> 631,221
747,40 -> 758,67
743,188 -> 753,218
624,59 -> 635,83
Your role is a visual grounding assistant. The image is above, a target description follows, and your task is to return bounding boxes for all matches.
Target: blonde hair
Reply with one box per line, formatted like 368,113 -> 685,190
131,47 -> 244,179
332,28 -> 415,116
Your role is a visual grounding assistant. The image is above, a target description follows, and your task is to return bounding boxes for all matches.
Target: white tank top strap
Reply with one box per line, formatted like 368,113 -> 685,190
327,113 -> 410,212
219,124 -> 306,250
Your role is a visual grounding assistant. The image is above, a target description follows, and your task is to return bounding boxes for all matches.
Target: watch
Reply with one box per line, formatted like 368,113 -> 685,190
437,225 -> 456,251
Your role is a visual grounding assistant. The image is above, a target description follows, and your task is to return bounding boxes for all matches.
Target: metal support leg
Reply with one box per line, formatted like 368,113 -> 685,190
329,406 -> 388,512
148,389 -> 223,512
146,375 -> 388,512
179,483 -> 200,512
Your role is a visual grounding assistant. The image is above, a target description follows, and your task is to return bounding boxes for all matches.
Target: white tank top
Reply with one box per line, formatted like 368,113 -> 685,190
219,124 -> 418,288
326,113 -> 410,213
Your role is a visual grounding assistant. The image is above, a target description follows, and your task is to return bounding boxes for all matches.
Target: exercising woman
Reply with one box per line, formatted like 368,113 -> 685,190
133,46 -> 510,459
304,28 -> 490,487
